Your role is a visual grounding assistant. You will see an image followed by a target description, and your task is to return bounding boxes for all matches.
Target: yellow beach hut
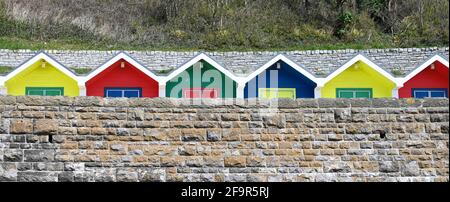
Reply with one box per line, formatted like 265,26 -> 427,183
317,54 -> 401,98
0,51 -> 83,97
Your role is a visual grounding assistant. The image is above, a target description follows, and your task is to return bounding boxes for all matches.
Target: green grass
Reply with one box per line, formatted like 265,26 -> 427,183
72,68 -> 92,75
391,69 -> 405,77
0,36 -> 417,52
155,68 -> 176,75
0,65 -> 13,75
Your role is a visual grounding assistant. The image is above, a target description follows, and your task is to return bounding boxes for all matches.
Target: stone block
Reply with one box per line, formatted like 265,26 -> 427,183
277,98 -> 298,109
33,162 -> 64,171
160,157 -> 185,167
3,149 -> 23,162
221,114 -> 239,121
206,130 -> 221,141
379,161 -> 400,173
18,172 -> 58,182
334,108 -> 351,123
224,156 -> 246,167
422,98 -> 449,107
24,150 -> 55,162
297,99 -> 318,108
58,172 -> 74,182
10,119 -> 33,134
93,168 -> 117,182
372,99 -> 400,108
73,96 -> 104,107
246,157 -> 265,167
0,163 -> 17,181
0,119 -> 9,134
139,168 -> 165,182
401,161 -> 420,176
262,115 -> 286,128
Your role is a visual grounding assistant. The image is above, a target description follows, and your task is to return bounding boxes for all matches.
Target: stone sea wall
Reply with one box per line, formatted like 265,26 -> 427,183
0,96 -> 448,182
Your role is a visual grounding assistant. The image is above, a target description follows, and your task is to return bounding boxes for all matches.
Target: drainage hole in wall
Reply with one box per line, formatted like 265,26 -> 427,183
49,135 -> 53,143
378,130 -> 386,139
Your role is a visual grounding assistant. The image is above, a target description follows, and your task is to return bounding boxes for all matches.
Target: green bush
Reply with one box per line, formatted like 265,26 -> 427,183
0,0 -> 447,51
0,66 -> 13,74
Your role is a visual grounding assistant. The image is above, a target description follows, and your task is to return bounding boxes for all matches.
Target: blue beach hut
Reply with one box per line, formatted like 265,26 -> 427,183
242,54 -> 319,99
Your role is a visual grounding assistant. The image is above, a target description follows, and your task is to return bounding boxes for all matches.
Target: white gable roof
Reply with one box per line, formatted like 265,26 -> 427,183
400,54 -> 449,85
0,51 -> 81,86
161,53 -> 241,84
318,54 -> 401,87
242,54 -> 319,84
83,52 -> 161,83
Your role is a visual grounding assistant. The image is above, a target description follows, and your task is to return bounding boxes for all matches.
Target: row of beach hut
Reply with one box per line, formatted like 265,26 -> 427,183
0,51 -> 448,99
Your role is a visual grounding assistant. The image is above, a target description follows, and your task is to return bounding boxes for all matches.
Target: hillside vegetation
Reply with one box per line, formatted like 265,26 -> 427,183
0,0 -> 448,51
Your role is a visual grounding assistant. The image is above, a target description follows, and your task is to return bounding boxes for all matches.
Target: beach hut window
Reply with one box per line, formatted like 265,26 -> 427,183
336,88 -> 372,98
26,87 -> 64,96
412,88 -> 447,98
182,88 -> 219,98
105,88 -> 142,98
258,88 -> 296,99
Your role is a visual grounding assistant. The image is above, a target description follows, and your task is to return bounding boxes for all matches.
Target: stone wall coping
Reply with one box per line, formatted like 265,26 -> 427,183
0,47 -> 448,76
1,96 -> 448,108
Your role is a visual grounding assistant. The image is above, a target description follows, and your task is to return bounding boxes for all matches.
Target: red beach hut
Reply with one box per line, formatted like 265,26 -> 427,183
85,52 -> 160,98
399,55 -> 449,98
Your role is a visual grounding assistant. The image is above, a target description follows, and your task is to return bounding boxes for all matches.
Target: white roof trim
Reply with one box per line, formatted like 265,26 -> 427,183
400,55 -> 449,85
83,52 -> 161,83
161,53 -> 241,84
1,51 -> 81,86
318,54 -> 401,87
242,54 -> 319,84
